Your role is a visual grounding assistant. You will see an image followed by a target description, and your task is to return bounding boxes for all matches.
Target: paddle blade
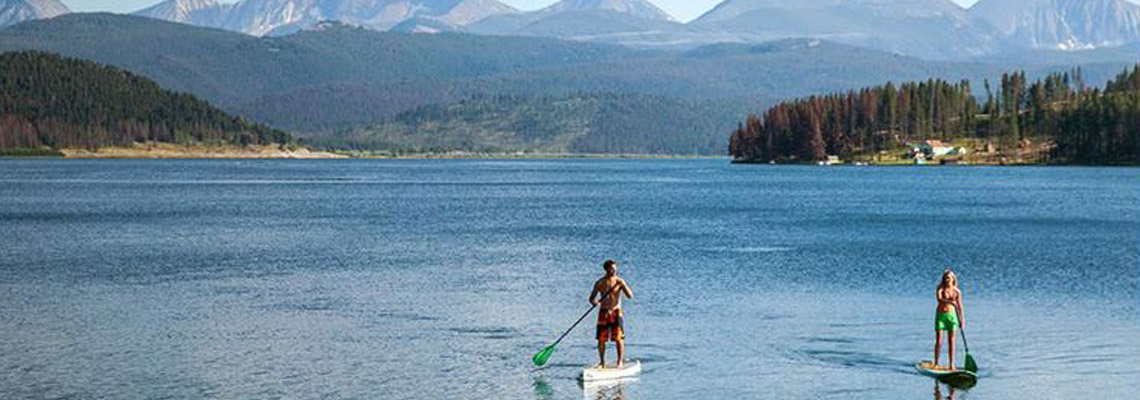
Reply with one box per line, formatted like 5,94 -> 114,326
964,353 -> 978,373
533,345 -> 556,367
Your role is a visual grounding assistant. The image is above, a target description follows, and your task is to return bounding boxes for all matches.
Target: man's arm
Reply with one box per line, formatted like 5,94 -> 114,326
620,279 -> 633,299
589,283 -> 600,305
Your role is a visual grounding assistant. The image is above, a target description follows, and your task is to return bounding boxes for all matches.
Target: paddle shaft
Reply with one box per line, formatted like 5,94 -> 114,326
549,282 -> 624,348
955,307 -> 969,353
959,327 -> 970,354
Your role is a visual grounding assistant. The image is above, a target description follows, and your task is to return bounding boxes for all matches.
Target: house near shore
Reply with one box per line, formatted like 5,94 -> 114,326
910,140 -> 968,160
818,155 -> 842,165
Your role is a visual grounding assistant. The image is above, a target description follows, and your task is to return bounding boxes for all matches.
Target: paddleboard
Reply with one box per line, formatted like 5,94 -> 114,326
580,360 -> 641,382
915,361 -> 977,383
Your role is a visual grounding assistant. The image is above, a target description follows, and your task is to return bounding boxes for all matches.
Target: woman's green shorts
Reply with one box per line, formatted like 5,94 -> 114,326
936,312 -> 959,331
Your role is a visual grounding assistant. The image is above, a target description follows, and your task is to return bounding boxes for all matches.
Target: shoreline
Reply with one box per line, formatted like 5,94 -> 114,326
329,151 -> 726,160
1,146 -> 1132,165
1,146 -> 725,160
730,159 -> 1140,167
47,143 -> 346,159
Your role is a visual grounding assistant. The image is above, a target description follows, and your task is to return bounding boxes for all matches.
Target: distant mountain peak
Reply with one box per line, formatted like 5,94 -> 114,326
541,0 -> 675,22
697,0 -> 969,22
0,0 -> 71,28
434,0 -> 518,26
971,0 -> 1140,50
135,0 -> 224,24
691,0 -> 1009,59
131,0 -> 518,36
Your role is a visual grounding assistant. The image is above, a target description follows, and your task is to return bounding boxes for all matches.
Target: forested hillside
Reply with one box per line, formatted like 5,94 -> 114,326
0,51 -> 289,150
3,13 -> 1135,156
0,16 -> 1014,130
729,65 -> 1140,164
313,93 -> 744,155
0,14 -> 643,107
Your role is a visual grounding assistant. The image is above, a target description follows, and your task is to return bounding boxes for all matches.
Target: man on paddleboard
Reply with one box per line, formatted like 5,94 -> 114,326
590,259 -> 633,368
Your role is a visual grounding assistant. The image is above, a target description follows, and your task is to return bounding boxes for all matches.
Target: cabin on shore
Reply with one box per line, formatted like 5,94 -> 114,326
817,155 -> 842,166
910,140 -> 969,162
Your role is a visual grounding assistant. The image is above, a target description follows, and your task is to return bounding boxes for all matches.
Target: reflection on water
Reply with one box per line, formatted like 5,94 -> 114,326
932,372 -> 977,399
934,381 -> 959,400
582,378 -> 636,400
533,377 -> 555,400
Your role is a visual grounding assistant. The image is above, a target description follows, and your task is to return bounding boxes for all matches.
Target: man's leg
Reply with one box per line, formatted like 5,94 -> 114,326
597,339 -> 606,367
615,337 -> 625,368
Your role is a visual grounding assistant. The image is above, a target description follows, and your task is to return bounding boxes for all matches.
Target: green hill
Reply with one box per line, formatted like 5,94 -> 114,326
311,93 -> 747,155
0,15 -> 1005,122
0,14 -> 643,107
0,51 -> 289,151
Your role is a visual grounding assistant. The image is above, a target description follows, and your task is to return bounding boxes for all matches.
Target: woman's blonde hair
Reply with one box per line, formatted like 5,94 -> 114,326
939,269 -> 958,290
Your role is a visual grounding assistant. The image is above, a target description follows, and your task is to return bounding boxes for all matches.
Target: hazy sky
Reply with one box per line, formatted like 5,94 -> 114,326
58,0 -> 1014,22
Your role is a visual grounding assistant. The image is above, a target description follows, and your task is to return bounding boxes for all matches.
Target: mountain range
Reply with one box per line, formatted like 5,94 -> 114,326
0,0 -> 68,28
5,0 -> 1140,59
134,0 -> 519,36
141,0 -> 1140,59
971,0 -> 1140,50
1,4 -> 1139,154
3,13 -> 1130,132
691,0 -> 1005,59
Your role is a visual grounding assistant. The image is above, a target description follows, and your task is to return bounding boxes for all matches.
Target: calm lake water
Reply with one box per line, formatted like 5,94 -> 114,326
1,159 -> 1137,399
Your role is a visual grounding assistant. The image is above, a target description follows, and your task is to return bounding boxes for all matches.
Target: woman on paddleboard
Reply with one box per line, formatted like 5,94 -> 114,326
934,269 -> 965,369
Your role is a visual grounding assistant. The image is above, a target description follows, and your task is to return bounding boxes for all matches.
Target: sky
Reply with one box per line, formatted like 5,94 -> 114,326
56,0 -> 1018,23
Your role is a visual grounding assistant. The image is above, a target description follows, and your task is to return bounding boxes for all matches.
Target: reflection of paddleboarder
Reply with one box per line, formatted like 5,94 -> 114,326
934,269 -> 966,369
590,259 -> 633,368
934,382 -> 958,400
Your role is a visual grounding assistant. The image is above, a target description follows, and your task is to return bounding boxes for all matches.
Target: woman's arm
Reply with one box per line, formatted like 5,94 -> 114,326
956,290 -> 965,329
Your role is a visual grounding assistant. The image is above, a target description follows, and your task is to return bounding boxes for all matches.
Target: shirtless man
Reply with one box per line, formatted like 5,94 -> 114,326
590,259 -> 633,368
934,269 -> 965,369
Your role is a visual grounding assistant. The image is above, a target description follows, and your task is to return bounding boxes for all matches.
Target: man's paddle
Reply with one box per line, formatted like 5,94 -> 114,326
957,310 -> 978,373
532,283 -> 622,367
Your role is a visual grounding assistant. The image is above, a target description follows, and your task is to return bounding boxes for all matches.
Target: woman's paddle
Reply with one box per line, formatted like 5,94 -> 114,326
958,310 -> 978,373
532,284 -> 622,367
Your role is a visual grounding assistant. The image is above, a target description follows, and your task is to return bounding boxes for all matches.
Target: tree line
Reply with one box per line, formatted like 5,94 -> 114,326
0,51 -> 291,150
730,65 -> 1140,164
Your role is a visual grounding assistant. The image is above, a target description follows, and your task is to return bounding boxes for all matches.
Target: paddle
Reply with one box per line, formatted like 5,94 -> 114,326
957,309 -> 978,373
532,283 -> 623,367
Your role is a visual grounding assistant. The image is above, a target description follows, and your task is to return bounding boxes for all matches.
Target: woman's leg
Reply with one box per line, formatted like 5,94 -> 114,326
948,329 -> 956,369
934,329 -> 943,366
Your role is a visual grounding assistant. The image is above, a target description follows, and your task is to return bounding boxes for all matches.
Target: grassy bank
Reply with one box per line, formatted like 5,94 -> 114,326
54,142 -> 345,159
0,148 -> 65,157
328,150 -> 726,159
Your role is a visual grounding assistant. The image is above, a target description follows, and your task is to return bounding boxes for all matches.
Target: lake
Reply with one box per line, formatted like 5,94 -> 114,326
1,159 -> 1137,399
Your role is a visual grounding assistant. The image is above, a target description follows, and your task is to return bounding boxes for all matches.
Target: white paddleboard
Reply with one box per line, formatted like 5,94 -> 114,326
580,360 -> 641,382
